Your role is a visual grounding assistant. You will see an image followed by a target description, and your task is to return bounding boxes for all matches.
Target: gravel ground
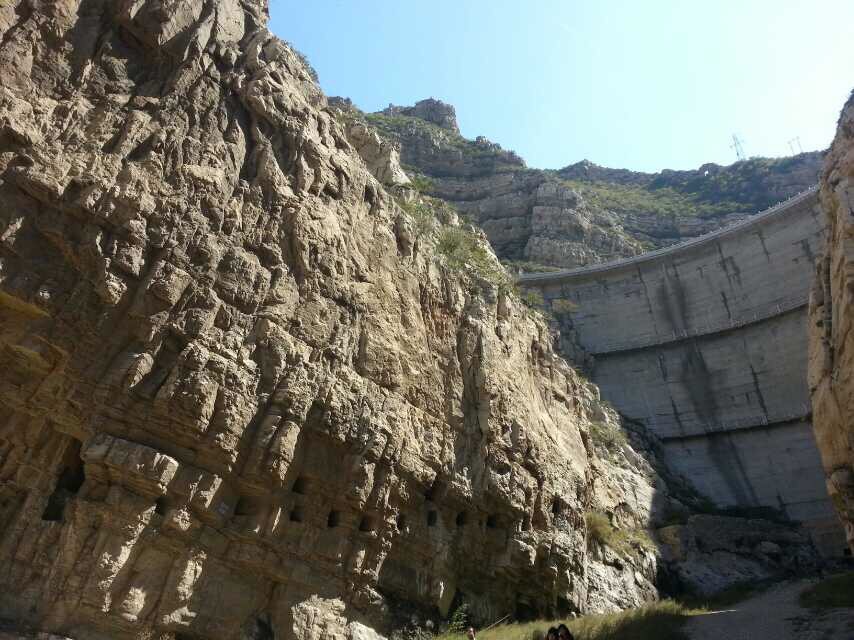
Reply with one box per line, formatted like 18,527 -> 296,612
686,579 -> 854,640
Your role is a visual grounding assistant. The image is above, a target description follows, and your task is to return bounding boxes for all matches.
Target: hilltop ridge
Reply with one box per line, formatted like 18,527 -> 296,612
331,97 -> 823,269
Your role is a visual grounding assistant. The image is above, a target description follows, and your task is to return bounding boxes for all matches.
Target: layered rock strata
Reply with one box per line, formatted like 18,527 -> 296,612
343,104 -> 643,269
0,1 -> 671,638
809,91 -> 854,552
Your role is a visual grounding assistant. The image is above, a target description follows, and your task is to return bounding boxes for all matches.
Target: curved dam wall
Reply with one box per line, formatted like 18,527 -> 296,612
520,188 -> 845,555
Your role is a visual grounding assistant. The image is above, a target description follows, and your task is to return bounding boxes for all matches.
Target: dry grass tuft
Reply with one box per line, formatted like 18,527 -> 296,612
436,600 -> 698,640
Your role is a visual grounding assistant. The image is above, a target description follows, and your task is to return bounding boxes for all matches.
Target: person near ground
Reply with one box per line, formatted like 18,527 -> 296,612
466,627 -> 476,640
556,623 -> 575,640
545,626 -> 559,640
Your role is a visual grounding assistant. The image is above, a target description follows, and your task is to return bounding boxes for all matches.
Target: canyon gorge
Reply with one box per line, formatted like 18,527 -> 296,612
0,2 -> 852,640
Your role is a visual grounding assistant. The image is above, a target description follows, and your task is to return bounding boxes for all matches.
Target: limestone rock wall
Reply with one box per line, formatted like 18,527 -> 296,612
349,106 -> 643,269
809,90 -> 854,553
0,1 -> 666,638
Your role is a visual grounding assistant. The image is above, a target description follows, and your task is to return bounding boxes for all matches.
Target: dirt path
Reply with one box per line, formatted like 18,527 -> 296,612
685,579 -> 854,640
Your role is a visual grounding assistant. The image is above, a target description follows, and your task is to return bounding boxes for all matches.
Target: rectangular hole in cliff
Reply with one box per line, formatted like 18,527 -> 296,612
252,617 -> 274,640
359,515 -> 375,532
455,511 -> 468,527
551,497 -> 563,517
427,510 -> 438,527
291,476 -> 307,495
424,478 -> 445,502
289,507 -> 303,523
486,514 -> 499,529
327,510 -> 340,528
41,440 -> 85,522
396,513 -> 407,532
155,496 -> 171,516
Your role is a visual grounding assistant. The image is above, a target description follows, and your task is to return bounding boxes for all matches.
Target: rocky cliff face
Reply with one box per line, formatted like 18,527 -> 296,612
345,104 -> 644,270
0,2 -> 676,638
341,100 -> 822,270
809,91 -> 854,552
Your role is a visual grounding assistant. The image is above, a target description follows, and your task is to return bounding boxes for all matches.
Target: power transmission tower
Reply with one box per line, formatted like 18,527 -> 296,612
730,134 -> 745,161
788,136 -> 803,155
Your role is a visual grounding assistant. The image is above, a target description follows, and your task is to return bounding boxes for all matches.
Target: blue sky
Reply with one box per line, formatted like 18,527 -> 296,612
270,1 -> 854,172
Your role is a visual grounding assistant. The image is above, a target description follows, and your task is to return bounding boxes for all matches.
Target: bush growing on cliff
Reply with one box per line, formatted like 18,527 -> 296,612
588,420 -> 627,455
409,175 -> 434,193
550,298 -> 579,315
520,289 -> 545,309
283,41 -> 319,83
585,511 -> 655,557
396,196 -> 514,289
436,226 -> 509,287
447,603 -> 471,633
402,200 -> 437,238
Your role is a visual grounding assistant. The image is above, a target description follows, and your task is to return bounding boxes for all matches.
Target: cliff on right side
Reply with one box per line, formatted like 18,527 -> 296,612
809,90 -> 854,552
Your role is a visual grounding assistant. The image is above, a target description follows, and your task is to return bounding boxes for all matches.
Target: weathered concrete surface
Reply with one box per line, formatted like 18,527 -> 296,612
521,189 -> 846,556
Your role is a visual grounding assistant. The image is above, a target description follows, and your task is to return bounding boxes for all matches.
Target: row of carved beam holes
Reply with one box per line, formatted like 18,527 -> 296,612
229,476 -> 563,533
41,452 -> 565,534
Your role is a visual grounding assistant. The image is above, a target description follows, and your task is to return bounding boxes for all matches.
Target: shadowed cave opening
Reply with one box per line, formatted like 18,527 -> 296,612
254,617 -> 274,640
155,496 -> 170,516
427,510 -> 438,526
515,600 -> 538,622
291,476 -> 306,494
327,510 -> 340,528
425,478 -> 445,501
455,511 -> 468,527
359,515 -> 375,532
41,440 -> 85,522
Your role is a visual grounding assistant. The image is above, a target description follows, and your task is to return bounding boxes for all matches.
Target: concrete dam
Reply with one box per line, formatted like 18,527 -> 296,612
519,187 -> 845,555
